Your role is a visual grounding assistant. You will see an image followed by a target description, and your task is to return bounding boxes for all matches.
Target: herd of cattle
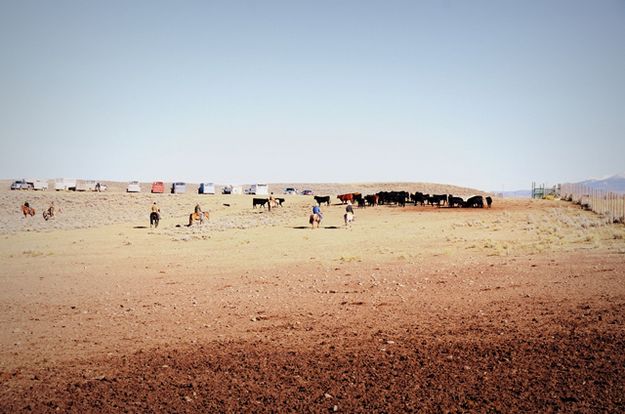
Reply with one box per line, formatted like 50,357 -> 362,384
315,191 -> 493,208
252,191 -> 493,209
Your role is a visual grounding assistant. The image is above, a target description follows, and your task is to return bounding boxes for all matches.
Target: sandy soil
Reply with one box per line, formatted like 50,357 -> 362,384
0,185 -> 624,412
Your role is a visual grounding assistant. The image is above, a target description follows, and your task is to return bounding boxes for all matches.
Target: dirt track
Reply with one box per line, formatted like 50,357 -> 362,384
1,193 -> 624,412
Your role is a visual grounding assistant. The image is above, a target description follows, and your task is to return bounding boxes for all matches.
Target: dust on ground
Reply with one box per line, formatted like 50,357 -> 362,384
1,189 -> 624,412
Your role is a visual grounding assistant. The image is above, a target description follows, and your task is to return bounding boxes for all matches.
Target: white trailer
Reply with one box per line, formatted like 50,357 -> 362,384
171,182 -> 187,194
29,179 -> 48,190
127,181 -> 141,193
251,184 -> 269,195
198,183 -> 215,194
76,180 -> 97,191
54,178 -> 77,191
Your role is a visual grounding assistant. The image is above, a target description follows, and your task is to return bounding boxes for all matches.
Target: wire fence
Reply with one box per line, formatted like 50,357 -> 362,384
559,183 -> 625,224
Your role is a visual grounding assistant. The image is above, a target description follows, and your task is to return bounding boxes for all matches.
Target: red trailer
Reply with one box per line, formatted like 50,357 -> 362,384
151,181 -> 164,193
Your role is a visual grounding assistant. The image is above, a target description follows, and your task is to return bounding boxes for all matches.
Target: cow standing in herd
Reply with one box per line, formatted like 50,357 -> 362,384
314,195 -> 331,206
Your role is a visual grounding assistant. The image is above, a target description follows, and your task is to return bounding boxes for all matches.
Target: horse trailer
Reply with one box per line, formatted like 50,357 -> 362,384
250,184 -> 269,195
127,181 -> 141,193
171,182 -> 186,194
54,178 -> 77,191
76,180 -> 98,191
198,183 -> 215,194
151,181 -> 164,193
32,180 -> 49,191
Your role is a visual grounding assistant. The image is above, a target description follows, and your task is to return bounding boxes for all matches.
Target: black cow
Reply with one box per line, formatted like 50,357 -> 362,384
364,194 -> 379,207
354,193 -> 365,208
485,196 -> 493,208
377,191 -> 409,206
314,195 -> 331,206
253,198 -> 269,208
411,192 -> 428,206
276,198 -> 285,206
464,195 -> 484,208
447,194 -> 464,208
428,194 -> 447,207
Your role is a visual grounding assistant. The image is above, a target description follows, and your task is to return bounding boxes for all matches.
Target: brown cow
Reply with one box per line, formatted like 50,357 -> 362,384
337,192 -> 361,204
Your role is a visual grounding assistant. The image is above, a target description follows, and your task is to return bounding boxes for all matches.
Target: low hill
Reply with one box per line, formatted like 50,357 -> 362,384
576,173 -> 625,194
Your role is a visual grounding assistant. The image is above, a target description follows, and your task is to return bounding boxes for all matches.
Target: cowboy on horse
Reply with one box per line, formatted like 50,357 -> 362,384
188,203 -> 209,226
43,201 -> 56,221
150,202 -> 160,228
309,205 -> 323,228
21,202 -> 35,218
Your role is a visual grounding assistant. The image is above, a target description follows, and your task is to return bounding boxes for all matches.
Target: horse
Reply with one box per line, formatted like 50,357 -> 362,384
188,211 -> 209,226
344,212 -> 354,225
309,213 -> 321,228
150,212 -> 160,228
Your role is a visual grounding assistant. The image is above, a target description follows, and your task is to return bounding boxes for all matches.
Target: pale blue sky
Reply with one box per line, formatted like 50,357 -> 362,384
1,0 -> 624,190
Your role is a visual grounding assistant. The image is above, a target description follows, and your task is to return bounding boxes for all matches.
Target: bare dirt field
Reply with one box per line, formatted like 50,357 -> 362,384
1,184 -> 624,412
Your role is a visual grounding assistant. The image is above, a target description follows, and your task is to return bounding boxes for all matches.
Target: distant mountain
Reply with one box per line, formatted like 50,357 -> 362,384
577,173 -> 625,193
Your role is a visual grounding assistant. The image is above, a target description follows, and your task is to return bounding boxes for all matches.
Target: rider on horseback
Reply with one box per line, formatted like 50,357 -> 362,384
344,200 -> 354,225
312,204 -> 323,220
43,201 -> 56,221
195,204 -> 204,224
21,202 -> 35,218
150,202 -> 160,228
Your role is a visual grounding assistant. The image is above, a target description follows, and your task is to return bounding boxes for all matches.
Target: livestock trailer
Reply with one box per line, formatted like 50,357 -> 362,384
127,181 -> 141,193
76,180 -> 97,191
251,184 -> 269,195
54,178 -> 77,191
198,183 -> 215,194
151,181 -> 164,193
171,182 -> 187,194
32,180 -> 49,191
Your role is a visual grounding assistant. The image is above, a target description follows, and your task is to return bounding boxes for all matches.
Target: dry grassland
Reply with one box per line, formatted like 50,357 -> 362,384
0,184 -> 624,412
